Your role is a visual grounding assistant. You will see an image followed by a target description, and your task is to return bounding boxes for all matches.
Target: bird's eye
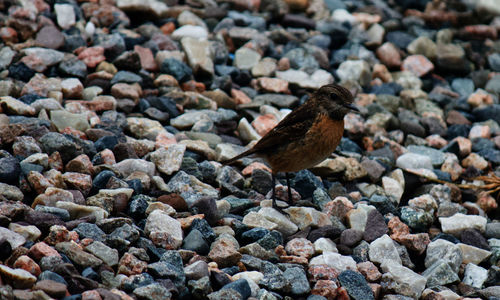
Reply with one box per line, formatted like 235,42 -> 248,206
330,93 -> 338,100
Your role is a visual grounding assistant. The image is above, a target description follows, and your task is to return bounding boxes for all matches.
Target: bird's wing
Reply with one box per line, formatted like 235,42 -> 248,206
251,103 -> 316,153
221,103 -> 316,165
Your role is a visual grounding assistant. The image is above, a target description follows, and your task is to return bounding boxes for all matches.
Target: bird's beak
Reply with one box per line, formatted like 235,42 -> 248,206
344,103 -> 359,112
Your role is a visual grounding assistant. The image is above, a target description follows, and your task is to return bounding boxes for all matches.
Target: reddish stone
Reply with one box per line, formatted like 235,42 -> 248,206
376,42 -> 401,69
476,191 -> 498,213
285,238 -> 314,259
402,55 -> 434,77
178,214 -> 204,230
44,169 -> 66,189
467,91 -> 494,108
308,264 -> 339,282
118,253 -> 147,276
157,193 -> 188,212
77,47 -> 106,68
60,127 -> 87,140
13,255 -> 41,276
0,27 -> 18,43
28,242 -> 61,260
452,137 -> 472,157
389,217 -> 430,254
62,172 -> 92,196
98,149 -> 116,165
372,63 -> 392,83
369,283 -> 382,299
134,45 -> 157,71
82,290 -> 102,300
48,152 -> 64,171
33,280 -> 67,299
160,22 -> 176,35
311,280 -> 338,300
242,162 -> 272,176
27,171 -> 53,194
336,287 -> 350,300
154,74 -> 179,87
277,57 -> 290,71
461,25 -> 498,40
231,89 -> 252,104
426,134 -> 447,149
257,77 -> 289,93
65,154 -> 94,176
356,261 -> 381,282
251,114 -> 278,136
181,80 -> 205,93
323,197 -> 353,221
44,225 -> 77,245
279,255 -> 309,265
66,96 -> 117,112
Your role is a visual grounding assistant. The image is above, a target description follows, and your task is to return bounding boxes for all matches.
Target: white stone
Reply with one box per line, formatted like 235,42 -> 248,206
284,206 -> 332,230
237,118 -> 261,142
242,212 -> 278,231
331,9 -> 357,25
0,227 -> 26,249
309,251 -> 357,272
369,234 -> 402,265
54,4 -> 76,29
258,207 -> 298,236
276,69 -> 334,89
458,243 -> 492,265
234,48 -> 261,70
172,25 -> 208,40
8,223 -> 41,242
439,213 -> 487,235
56,201 -> 109,222
396,152 -> 433,170
336,60 -> 371,86
181,37 -> 214,75
381,261 -> 427,299
346,203 -> 376,231
463,263 -> 488,288
113,159 -> 156,178
150,144 -> 186,176
145,209 -> 183,249
425,239 -> 462,272
116,0 -> 168,18
313,238 -> 338,254
382,176 -> 403,204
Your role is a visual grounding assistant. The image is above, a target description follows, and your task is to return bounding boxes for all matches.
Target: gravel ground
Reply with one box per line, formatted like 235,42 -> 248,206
0,0 -> 499,299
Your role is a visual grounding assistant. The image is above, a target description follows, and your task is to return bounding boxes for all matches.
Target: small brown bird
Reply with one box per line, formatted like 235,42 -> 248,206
223,83 -> 358,209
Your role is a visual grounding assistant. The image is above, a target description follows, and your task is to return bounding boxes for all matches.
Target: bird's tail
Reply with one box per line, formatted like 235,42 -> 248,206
220,149 -> 256,165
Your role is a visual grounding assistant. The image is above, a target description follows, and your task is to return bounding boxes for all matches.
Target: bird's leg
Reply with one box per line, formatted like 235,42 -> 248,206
286,172 -> 292,203
271,173 -> 277,209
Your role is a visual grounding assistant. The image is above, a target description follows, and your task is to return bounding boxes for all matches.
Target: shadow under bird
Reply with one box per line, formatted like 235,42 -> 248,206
222,83 -> 359,210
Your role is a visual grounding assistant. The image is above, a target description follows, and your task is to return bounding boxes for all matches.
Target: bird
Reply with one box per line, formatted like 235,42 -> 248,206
222,83 -> 359,210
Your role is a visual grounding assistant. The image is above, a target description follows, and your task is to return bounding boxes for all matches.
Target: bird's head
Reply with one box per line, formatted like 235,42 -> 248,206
313,83 -> 358,120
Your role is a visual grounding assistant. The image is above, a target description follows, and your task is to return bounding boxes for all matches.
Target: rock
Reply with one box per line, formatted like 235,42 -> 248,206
395,152 -> 433,170
337,60 -> 371,86
338,270 -> 375,300
421,261 -> 460,287
380,261 -> 426,299
144,209 -> 183,249
425,239 -> 462,272
116,0 -> 168,18
458,243 -> 492,265
463,263 -> 488,288
234,48 -> 262,70
54,4 -> 75,29
309,251 -> 357,272
0,265 -> 37,289
369,234 -> 401,265
150,144 -> 186,176
439,213 -> 487,236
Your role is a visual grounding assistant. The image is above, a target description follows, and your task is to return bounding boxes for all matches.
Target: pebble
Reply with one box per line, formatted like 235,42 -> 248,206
0,0 -> 497,299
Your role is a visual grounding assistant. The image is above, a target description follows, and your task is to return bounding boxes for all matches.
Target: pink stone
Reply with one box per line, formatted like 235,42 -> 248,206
285,238 -> 314,259
257,77 -> 289,93
323,196 -> 353,221
65,154 -> 94,175
357,261 -> 381,282
469,125 -> 491,139
231,89 -> 252,104
29,242 -> 61,260
311,280 -> 338,299
251,114 -> 278,136
13,255 -> 41,276
118,253 -> 147,276
77,47 -> 106,68
82,290 -> 102,300
402,54 -> 434,77
241,162 -> 272,176
62,172 -> 92,195
134,45 -> 157,71
376,42 -> 401,69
